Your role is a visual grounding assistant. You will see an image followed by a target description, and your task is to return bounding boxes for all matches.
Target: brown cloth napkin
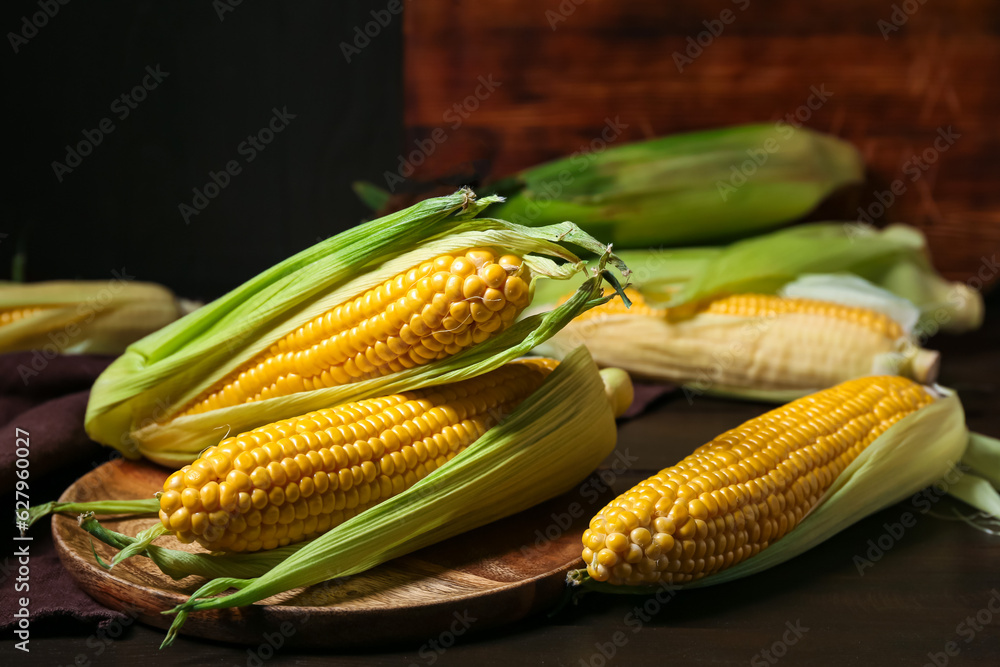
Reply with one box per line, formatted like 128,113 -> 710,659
625,382 -> 676,419
0,352 -> 129,629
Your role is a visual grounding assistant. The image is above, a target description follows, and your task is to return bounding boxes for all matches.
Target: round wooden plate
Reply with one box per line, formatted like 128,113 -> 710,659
53,458 -> 595,647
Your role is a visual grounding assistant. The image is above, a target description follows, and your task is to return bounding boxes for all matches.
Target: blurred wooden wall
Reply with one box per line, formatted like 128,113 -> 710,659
402,0 -> 1000,285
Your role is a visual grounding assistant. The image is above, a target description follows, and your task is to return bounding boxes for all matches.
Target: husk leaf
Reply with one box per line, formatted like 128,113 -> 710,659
487,124 -> 864,247
159,347 -> 623,641
569,386 -> 972,593
0,281 -> 183,354
530,223 -> 982,333
85,190 -> 627,466
76,514 -> 297,581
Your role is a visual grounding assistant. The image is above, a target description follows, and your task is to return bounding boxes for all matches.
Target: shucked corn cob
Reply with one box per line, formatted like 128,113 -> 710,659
583,375 -> 936,586
159,359 -> 557,552
85,190 -> 627,466
542,287 -> 939,401
179,249 -> 532,417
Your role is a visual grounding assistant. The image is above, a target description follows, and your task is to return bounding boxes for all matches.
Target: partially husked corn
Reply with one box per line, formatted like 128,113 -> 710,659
555,288 -> 937,391
574,289 -> 904,338
703,294 -> 903,338
582,375 -> 935,586
181,249 -> 532,417
0,281 -> 184,355
84,190 -> 627,470
160,358 -> 557,552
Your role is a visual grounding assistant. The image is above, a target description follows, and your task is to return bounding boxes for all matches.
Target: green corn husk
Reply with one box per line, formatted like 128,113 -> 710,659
0,280 -> 186,355
485,124 -> 864,247
569,387 -> 1000,594
85,347 -> 626,647
23,498 -> 161,532
948,433 -> 1000,519
76,513 -> 298,580
531,222 -> 983,334
84,190 -> 628,467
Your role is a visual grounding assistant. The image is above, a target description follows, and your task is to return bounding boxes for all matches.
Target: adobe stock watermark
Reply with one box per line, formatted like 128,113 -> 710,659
498,116 -> 630,226
340,0 -> 408,63
922,589 -> 1000,667
546,0 -> 586,30
877,0 -> 930,40
382,75 -> 502,192
57,604 -> 142,665
51,65 -> 170,182
239,599 -> 331,667
116,395 -> 174,459
178,106 -> 296,224
7,0 -> 71,54
12,426 -> 32,653
854,462 -> 967,576
715,85 -> 833,201
520,448 -> 639,558
750,620 -> 810,666
578,580 -> 680,667
672,0 -> 751,73
886,251 -> 997,364
855,126 -> 960,226
407,610 -> 477,666
213,0 -> 243,21
681,309 -> 778,404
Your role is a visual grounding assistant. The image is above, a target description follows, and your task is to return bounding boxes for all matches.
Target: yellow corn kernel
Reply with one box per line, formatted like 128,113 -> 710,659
180,249 -> 532,417
0,306 -> 49,326
572,289 -> 903,339
570,288 -> 666,321
583,375 -> 935,586
161,358 -> 558,552
701,293 -> 903,339
557,289 -> 937,389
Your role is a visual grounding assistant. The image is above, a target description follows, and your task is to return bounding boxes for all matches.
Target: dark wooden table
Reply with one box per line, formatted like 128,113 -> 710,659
4,304 -> 998,666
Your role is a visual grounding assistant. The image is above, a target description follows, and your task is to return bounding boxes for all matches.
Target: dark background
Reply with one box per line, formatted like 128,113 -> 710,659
5,1 -> 1000,302
3,1 -> 401,301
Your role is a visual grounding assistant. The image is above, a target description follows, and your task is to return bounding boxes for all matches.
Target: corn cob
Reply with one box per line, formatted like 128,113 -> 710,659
485,124 -> 864,247
0,280 -> 184,355
583,375 -> 937,586
159,359 -> 557,552
85,190 -> 628,466
543,287 -> 939,400
574,289 -> 903,335
70,347 -> 631,646
179,249 -> 531,417
529,223 -> 984,337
